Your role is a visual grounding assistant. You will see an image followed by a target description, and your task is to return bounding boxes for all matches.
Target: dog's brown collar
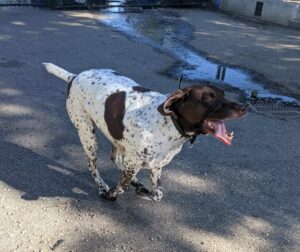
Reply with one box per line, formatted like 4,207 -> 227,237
170,100 -> 219,144
170,115 -> 193,138
170,114 -> 205,145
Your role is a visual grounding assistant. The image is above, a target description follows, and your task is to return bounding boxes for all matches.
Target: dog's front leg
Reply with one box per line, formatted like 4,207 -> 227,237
150,167 -> 163,202
103,169 -> 137,201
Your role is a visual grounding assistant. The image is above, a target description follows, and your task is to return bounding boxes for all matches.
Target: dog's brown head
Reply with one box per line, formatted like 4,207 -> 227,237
158,85 -> 246,145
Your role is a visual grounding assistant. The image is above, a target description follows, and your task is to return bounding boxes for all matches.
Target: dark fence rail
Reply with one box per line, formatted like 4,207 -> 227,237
0,0 -> 46,6
0,0 -> 214,9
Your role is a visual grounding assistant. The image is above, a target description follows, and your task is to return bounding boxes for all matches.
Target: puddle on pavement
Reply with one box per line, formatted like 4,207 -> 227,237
99,8 -> 299,105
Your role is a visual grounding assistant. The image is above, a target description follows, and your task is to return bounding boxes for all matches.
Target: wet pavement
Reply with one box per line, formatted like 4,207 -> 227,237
99,9 -> 299,104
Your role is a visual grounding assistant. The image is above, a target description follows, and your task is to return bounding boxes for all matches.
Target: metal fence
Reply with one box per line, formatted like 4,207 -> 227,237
0,0 -> 214,9
0,0 -> 45,6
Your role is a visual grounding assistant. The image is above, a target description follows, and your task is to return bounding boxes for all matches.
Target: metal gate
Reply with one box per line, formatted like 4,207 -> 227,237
0,0 -> 214,9
0,0 -> 46,6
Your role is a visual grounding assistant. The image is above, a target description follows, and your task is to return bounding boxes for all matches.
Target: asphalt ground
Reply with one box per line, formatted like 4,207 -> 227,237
0,7 -> 299,252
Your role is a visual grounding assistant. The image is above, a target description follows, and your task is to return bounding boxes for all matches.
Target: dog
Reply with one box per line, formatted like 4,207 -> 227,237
43,63 -> 246,202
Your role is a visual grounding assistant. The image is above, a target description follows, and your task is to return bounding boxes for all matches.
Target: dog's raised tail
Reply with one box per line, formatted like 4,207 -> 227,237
43,63 -> 76,82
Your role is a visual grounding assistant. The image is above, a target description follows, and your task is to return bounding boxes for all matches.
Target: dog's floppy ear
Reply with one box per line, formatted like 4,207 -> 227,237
157,89 -> 189,116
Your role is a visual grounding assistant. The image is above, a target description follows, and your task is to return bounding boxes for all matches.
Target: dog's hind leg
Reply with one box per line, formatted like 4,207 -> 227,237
67,101 -> 109,195
77,121 -> 110,195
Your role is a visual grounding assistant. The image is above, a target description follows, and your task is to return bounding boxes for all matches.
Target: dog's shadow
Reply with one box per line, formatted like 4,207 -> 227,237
0,140 -> 97,201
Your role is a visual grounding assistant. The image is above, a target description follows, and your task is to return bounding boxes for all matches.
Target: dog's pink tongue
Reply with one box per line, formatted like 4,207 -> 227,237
213,121 -> 232,145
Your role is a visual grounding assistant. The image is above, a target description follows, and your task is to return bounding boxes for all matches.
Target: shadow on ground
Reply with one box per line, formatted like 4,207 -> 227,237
0,7 -> 299,252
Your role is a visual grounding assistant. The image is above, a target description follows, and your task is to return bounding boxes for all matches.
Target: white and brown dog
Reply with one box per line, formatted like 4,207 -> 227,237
44,63 -> 246,202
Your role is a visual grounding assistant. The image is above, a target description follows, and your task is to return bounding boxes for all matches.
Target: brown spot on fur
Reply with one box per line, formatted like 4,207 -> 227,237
104,91 -> 126,140
157,178 -> 162,187
143,148 -> 148,155
132,86 -> 152,93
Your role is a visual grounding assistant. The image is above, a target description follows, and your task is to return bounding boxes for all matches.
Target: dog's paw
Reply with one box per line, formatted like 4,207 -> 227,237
135,186 -> 151,196
101,188 -> 118,201
102,194 -> 117,201
98,187 -> 109,196
135,186 -> 153,201
151,190 -> 163,202
101,192 -> 117,201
